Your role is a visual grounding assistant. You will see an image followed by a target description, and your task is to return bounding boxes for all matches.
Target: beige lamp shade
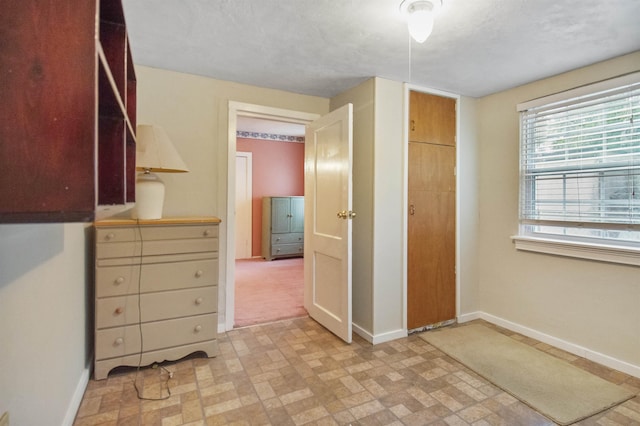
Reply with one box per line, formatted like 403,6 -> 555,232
136,124 -> 189,173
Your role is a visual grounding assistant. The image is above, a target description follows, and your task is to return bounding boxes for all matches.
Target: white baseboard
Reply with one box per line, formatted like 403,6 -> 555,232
467,311 -> 640,379
62,364 -> 91,426
371,328 -> 408,344
457,312 -> 482,323
352,322 -> 373,343
353,323 -> 408,344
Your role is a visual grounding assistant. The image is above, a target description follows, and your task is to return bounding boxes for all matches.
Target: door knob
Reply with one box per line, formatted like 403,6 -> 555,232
337,210 -> 356,219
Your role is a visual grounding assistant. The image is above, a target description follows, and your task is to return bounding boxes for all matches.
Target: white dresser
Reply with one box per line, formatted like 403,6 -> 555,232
93,217 -> 220,380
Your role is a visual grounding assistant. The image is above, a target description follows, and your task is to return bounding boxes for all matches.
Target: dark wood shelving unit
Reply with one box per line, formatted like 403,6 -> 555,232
0,0 -> 137,223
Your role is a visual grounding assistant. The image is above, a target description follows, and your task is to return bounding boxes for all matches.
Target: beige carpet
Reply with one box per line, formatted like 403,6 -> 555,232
235,257 -> 307,327
420,324 -> 635,425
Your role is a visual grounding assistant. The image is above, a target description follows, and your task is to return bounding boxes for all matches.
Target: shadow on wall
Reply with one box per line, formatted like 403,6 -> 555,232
0,223 -> 64,288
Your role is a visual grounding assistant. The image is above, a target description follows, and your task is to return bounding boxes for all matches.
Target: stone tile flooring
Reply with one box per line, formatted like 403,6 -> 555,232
74,318 -> 640,425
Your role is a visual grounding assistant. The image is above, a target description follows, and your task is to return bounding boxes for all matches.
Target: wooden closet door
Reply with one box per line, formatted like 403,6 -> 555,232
407,91 -> 456,330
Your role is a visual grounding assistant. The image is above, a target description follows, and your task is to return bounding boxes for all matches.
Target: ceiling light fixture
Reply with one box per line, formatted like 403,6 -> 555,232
400,0 -> 443,43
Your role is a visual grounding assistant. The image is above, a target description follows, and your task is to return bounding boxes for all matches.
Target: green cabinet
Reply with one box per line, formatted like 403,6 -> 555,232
262,196 -> 304,260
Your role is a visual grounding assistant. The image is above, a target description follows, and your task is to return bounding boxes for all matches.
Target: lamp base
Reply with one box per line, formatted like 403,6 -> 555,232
131,172 -> 165,219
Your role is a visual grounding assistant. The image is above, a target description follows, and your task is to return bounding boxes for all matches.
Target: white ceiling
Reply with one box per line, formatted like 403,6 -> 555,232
121,0 -> 640,100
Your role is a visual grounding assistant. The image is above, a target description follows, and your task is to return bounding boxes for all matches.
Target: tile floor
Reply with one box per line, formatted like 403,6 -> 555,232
74,318 -> 640,425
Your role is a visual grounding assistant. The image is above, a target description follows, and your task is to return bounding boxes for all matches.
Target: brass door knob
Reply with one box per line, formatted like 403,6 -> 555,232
337,210 -> 356,219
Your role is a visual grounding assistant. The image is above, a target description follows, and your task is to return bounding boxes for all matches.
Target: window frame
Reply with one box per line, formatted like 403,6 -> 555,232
513,72 -> 640,266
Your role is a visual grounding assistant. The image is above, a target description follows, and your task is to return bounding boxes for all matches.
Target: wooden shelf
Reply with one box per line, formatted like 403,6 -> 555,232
0,0 -> 137,223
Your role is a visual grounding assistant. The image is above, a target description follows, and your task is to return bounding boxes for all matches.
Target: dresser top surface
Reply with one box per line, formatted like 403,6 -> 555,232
95,216 -> 221,227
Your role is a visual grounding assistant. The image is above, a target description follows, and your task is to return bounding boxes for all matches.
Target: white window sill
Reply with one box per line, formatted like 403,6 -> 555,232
511,235 -> 640,267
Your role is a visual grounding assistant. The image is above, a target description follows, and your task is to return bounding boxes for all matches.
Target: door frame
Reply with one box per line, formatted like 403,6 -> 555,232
235,151 -> 253,259
225,101 -> 320,331
402,84 -> 461,332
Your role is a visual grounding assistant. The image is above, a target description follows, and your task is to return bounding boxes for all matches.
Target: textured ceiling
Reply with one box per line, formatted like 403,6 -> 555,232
121,0 -> 640,99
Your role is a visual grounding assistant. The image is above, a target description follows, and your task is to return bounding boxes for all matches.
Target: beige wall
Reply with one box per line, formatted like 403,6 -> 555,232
457,96 -> 480,315
0,223 -> 91,426
476,52 -> 640,372
134,65 -> 330,326
371,78 -> 406,337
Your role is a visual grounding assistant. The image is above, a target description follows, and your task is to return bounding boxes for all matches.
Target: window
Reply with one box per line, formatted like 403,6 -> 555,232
514,73 -> 640,264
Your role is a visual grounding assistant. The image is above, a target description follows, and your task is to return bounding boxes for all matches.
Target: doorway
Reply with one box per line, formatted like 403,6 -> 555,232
234,120 -> 305,327
225,102 -> 320,331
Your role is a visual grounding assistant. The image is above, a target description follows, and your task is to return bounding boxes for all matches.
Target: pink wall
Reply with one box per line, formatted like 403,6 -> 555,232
237,138 -> 304,257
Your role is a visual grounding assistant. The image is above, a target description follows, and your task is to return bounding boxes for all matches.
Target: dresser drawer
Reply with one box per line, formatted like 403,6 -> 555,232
96,258 -> 218,297
272,243 -> 304,257
96,286 -> 217,329
95,313 -> 217,360
97,237 -> 217,260
271,233 -> 304,245
96,224 -> 219,243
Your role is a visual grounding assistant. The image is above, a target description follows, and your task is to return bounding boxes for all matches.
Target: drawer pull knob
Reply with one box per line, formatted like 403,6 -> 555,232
195,297 -> 203,305
195,270 -> 203,278
105,232 -> 115,241
203,229 -> 211,237
194,325 -> 202,333
115,276 -> 125,285
114,307 -> 123,315
114,337 -> 124,346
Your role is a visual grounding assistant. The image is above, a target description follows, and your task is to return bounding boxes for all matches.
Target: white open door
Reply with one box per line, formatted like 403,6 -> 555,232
304,103 -> 353,343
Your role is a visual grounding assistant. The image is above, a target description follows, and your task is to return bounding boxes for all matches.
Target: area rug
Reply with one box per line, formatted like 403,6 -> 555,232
420,324 -> 635,425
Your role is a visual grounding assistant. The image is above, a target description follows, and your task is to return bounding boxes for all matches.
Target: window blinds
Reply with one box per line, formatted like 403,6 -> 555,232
519,76 -> 640,230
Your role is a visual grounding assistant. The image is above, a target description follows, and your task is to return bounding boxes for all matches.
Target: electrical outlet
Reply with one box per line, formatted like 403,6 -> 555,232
0,411 -> 9,426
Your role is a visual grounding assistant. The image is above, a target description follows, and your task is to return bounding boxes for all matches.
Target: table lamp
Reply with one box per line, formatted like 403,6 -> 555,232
131,124 -> 189,219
